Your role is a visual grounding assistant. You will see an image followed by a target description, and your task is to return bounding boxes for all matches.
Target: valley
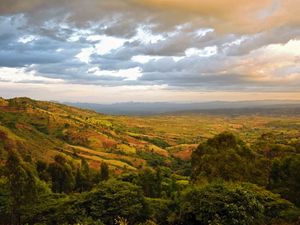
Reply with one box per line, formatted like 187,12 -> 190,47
1,97 -> 300,225
1,97 -> 299,172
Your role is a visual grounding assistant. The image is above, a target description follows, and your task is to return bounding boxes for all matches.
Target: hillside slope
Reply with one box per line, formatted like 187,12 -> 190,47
1,97 -> 300,173
0,97 -> 173,172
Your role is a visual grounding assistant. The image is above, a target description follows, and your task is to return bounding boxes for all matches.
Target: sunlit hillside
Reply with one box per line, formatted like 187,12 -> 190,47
1,97 -> 300,171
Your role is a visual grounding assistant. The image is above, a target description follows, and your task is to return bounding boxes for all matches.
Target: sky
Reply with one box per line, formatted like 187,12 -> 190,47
0,0 -> 299,103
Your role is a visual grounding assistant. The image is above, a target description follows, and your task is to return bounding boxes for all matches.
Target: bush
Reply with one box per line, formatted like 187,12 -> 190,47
177,182 -> 296,225
269,155 -> 300,207
191,132 -> 270,185
145,198 -> 171,224
78,179 -> 148,225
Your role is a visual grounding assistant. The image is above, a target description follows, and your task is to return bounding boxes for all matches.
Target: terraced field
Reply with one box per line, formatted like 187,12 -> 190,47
64,144 -> 145,170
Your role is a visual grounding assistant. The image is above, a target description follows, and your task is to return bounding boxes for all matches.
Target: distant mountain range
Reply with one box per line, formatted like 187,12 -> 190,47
65,100 -> 300,115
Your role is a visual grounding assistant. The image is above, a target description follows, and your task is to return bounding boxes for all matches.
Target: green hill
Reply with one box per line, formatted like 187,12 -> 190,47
0,97 -> 171,172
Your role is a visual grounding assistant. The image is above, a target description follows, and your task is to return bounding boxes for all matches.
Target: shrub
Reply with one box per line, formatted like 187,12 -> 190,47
177,182 -> 296,225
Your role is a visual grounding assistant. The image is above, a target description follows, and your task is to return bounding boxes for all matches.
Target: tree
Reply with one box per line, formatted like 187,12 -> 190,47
81,158 -> 90,178
0,177 -> 10,225
138,168 -> 162,198
36,160 -> 50,182
145,198 -> 171,224
177,182 -> 294,225
79,180 -> 148,225
75,159 -> 92,192
4,151 -> 39,225
99,162 -> 109,181
19,180 -> 145,225
81,158 -> 92,190
269,155 -> 300,206
75,167 -> 85,192
48,154 -> 75,193
191,132 -> 270,185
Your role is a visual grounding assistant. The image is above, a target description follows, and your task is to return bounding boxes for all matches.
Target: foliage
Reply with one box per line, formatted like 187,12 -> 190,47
177,182 -> 296,225
0,177 -> 10,225
238,183 -> 297,221
75,158 -> 93,192
137,151 -> 165,167
269,155 -> 300,207
145,198 -> 171,224
99,161 -> 109,181
137,168 -> 162,198
177,182 -> 264,225
78,179 -> 148,225
191,132 -> 270,185
1,150 -> 50,225
48,154 -> 75,193
115,216 -> 129,225
139,136 -> 170,149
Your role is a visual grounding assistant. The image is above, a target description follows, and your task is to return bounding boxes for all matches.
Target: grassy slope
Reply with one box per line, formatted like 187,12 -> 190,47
1,97 -> 299,171
0,97 -> 155,171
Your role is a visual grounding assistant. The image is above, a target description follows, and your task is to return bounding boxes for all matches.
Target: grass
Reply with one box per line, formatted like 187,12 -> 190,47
117,144 -> 137,154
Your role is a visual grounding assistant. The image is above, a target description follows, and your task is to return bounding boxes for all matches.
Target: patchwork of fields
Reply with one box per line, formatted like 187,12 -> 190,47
1,97 -> 299,172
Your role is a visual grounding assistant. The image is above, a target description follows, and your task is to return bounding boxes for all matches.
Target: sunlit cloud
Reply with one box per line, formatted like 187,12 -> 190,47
0,0 -> 299,102
0,67 -> 63,83
185,46 -> 218,57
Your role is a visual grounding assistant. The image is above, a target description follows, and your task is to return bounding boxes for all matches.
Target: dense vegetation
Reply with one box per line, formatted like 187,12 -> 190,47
0,97 -> 300,224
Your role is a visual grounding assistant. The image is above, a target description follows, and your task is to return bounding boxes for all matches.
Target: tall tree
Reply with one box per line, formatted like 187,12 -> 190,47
100,162 -> 109,181
81,158 -> 92,190
48,155 -> 75,193
75,167 -> 85,192
4,151 -> 38,225
269,155 -> 300,206
138,168 -> 162,198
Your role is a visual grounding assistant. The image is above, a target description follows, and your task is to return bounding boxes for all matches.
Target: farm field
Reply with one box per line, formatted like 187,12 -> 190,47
117,113 -> 300,159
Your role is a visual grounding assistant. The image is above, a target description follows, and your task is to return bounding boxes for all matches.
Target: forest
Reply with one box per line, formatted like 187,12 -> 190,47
0,97 -> 300,225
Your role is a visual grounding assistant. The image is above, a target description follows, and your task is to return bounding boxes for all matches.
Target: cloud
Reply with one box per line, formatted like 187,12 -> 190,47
133,0 -> 300,33
0,0 -> 299,101
225,26 -> 300,56
136,39 -> 300,91
1,0 -> 299,33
